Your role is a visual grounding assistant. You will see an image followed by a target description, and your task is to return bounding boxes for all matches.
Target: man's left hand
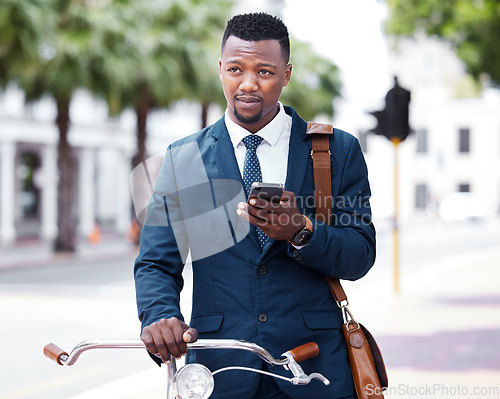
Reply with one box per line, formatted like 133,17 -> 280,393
237,190 -> 304,241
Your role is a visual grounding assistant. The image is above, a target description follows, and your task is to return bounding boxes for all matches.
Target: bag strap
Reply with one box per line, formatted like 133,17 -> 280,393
306,122 -> 333,224
306,122 -> 348,306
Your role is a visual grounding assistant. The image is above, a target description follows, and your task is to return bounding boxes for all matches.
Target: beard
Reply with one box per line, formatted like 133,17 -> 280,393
233,105 -> 262,125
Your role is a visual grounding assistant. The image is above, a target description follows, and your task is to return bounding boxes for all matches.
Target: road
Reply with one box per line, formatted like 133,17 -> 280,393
0,245 -> 196,399
0,219 -> 499,399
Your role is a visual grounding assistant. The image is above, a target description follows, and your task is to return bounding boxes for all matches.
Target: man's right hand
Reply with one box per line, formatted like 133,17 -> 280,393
140,317 -> 198,363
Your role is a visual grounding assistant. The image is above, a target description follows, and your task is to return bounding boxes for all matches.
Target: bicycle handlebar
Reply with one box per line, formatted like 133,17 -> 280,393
44,339 -> 146,366
43,339 -> 320,366
44,338 -> 330,393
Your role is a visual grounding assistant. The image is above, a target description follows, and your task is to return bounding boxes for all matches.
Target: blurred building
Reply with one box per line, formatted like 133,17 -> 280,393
334,35 -> 500,224
0,87 -> 130,246
0,85 -> 206,246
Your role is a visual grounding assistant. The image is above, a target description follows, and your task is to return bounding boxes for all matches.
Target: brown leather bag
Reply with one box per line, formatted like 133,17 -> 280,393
307,122 -> 388,399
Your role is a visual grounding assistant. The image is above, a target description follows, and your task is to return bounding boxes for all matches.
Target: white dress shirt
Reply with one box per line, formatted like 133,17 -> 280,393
225,102 -> 292,186
226,103 -> 306,248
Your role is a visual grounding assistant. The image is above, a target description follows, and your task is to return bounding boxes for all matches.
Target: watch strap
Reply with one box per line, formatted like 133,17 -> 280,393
303,215 -> 313,232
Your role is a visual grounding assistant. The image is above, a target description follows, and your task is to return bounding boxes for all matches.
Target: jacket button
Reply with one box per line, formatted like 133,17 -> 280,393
257,265 -> 267,275
258,313 -> 268,323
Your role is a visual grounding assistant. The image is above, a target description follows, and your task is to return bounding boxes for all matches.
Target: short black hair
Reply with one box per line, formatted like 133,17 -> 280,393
222,12 -> 290,63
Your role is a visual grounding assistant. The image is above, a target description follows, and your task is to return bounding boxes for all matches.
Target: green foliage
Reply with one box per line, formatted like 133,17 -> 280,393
452,73 -> 482,98
0,0 -> 55,88
0,0 -> 232,110
282,38 -> 341,121
0,0 -> 107,101
386,0 -> 500,85
83,0 -> 232,117
1,0 -> 341,121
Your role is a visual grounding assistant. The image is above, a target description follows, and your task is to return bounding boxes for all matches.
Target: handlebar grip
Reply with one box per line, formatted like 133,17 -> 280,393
44,343 -> 68,365
287,342 -> 319,363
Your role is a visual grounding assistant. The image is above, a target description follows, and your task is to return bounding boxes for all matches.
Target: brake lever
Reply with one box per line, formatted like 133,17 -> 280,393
282,352 -> 330,386
295,372 -> 331,385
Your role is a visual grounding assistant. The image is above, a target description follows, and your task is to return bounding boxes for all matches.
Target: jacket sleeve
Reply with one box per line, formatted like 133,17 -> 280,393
287,134 -> 376,280
133,146 -> 189,331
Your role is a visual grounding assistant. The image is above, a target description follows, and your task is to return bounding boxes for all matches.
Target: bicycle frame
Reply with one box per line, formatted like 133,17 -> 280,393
45,338 -> 330,399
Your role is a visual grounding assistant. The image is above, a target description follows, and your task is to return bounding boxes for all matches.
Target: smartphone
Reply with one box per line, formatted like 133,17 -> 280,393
248,182 -> 284,204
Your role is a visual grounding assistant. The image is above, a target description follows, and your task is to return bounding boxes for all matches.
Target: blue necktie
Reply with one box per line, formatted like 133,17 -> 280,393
242,135 -> 267,247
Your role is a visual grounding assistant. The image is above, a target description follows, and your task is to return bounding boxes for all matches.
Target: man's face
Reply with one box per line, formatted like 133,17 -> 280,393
219,36 -> 292,133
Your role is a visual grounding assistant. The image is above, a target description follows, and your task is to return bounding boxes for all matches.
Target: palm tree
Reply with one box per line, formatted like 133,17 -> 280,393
186,34 -> 227,129
1,0 -> 113,252
37,0 -> 101,252
90,0 -> 231,170
177,0 -> 233,129
84,0 -> 231,244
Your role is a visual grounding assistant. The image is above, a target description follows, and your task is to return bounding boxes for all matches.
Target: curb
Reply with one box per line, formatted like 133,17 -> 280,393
0,240 -> 139,272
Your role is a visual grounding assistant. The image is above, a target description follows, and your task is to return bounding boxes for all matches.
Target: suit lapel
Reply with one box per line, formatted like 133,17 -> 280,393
210,118 -> 241,183
284,108 -> 310,201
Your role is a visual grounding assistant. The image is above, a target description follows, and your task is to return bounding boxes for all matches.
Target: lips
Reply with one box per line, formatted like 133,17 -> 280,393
235,95 -> 261,109
237,96 -> 260,103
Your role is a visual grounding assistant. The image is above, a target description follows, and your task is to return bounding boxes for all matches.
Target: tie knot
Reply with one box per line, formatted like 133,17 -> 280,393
242,134 -> 264,150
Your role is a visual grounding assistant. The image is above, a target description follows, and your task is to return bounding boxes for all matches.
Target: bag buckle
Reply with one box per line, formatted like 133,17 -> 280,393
342,305 -> 360,332
310,149 -> 331,158
336,299 -> 349,308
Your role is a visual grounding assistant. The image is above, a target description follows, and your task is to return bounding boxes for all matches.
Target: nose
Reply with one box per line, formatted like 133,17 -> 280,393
239,73 -> 258,93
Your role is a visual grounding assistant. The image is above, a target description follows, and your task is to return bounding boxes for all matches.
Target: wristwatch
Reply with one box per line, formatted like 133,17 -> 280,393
289,215 -> 313,246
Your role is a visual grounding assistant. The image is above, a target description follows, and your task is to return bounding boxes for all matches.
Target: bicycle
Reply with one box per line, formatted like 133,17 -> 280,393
44,338 -> 330,399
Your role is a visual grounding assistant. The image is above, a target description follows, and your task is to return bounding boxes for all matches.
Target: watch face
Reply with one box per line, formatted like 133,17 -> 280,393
295,230 -> 312,245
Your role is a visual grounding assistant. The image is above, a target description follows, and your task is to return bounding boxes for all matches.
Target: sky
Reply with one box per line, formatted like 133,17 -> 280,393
283,0 -> 391,100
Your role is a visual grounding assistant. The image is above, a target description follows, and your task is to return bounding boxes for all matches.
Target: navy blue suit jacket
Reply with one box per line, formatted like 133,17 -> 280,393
134,106 -> 375,398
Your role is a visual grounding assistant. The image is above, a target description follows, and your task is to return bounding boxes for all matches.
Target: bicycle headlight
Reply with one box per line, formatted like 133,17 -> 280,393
174,363 -> 214,399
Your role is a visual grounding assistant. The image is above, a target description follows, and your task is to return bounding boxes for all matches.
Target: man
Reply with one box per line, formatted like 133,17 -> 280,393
134,12 -> 375,399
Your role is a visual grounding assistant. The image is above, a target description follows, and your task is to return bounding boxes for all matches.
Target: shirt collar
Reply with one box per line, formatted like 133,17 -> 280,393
225,102 -> 287,149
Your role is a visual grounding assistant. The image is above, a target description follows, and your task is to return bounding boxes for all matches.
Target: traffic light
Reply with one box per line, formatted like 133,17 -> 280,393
369,110 -> 386,136
368,76 -> 411,143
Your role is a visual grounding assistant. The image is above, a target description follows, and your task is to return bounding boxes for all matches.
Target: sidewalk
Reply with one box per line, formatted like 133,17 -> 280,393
0,235 -> 139,271
353,246 -> 500,398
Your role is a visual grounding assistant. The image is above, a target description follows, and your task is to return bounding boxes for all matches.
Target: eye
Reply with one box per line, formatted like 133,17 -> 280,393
259,70 -> 273,76
228,67 -> 241,73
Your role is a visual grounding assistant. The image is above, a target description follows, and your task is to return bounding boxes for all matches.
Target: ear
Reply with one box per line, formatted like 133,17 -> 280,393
283,63 -> 292,87
219,58 -> 223,81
